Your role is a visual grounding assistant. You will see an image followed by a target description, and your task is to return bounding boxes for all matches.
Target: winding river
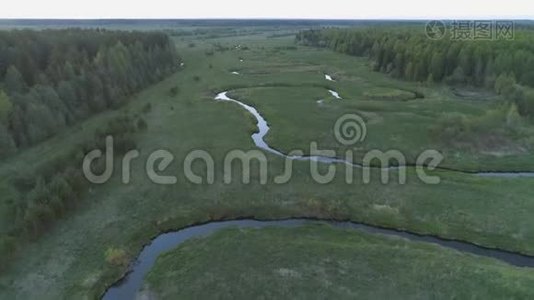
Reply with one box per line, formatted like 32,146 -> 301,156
214,91 -> 534,177
102,74 -> 534,299
215,91 -> 372,165
102,218 -> 534,300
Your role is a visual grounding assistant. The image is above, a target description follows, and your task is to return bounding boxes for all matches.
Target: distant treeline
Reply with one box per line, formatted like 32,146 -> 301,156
296,27 -> 534,116
0,19 -> 446,28
0,29 -> 180,158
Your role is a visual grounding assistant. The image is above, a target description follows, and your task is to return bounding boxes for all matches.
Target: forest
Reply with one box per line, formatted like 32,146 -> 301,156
3,20 -> 534,300
0,29 -> 179,271
296,27 -> 534,116
0,29 -> 180,158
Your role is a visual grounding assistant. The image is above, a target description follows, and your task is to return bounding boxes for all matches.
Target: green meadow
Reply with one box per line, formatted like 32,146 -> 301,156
145,224 -> 534,299
1,27 -> 534,299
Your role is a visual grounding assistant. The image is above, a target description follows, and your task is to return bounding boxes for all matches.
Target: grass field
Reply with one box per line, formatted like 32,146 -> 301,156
1,28 -> 534,299
225,42 -> 534,171
145,224 -> 534,299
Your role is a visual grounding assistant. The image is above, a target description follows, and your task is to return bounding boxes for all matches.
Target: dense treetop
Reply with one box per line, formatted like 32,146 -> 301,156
296,27 -> 534,116
0,29 -> 180,157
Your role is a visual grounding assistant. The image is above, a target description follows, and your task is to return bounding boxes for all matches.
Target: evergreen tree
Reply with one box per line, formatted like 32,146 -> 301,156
0,29 -> 180,153
0,123 -> 15,158
5,66 -> 26,94
0,90 -> 12,123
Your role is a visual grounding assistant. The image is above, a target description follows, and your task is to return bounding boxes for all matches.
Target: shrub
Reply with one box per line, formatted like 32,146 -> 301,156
23,202 -> 55,236
169,86 -> 179,96
432,112 -> 470,141
63,166 -> 86,197
105,247 -> 129,267
514,88 -> 534,117
142,103 -> 152,114
432,104 -> 525,148
49,174 -> 74,201
0,236 -> 15,271
137,118 -> 148,131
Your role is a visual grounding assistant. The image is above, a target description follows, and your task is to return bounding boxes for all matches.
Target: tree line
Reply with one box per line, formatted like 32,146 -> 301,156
0,29 -> 180,158
296,27 -> 534,116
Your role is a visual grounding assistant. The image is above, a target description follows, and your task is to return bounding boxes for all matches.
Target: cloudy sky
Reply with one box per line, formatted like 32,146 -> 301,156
1,0 -> 532,19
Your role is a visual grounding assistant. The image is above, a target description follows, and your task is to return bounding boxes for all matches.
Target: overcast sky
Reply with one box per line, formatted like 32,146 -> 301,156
1,0 -> 533,19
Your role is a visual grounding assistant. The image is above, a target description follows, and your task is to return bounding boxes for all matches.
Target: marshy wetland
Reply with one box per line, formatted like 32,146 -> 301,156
1,20 -> 534,299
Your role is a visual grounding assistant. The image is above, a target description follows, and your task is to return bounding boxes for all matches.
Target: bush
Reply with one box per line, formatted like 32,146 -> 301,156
23,202 -> 55,237
137,118 -> 148,131
49,174 -> 74,201
0,236 -> 16,272
432,112 -> 471,141
142,103 -> 152,114
169,86 -> 179,96
432,104 -> 525,149
514,88 -> 534,117
105,247 -> 129,267
63,166 -> 86,197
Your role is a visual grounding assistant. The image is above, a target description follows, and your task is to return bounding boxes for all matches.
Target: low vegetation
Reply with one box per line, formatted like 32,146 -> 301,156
1,23 -> 534,299
146,225 -> 534,299
432,104 -> 532,153
363,87 -> 416,101
0,113 -> 142,271
105,247 -> 129,267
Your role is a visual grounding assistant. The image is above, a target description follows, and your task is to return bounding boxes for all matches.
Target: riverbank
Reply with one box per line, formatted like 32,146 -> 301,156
103,218 -> 534,299
144,224 -> 534,299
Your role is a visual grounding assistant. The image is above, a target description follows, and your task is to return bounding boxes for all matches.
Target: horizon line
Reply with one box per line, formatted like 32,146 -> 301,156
1,17 -> 534,21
